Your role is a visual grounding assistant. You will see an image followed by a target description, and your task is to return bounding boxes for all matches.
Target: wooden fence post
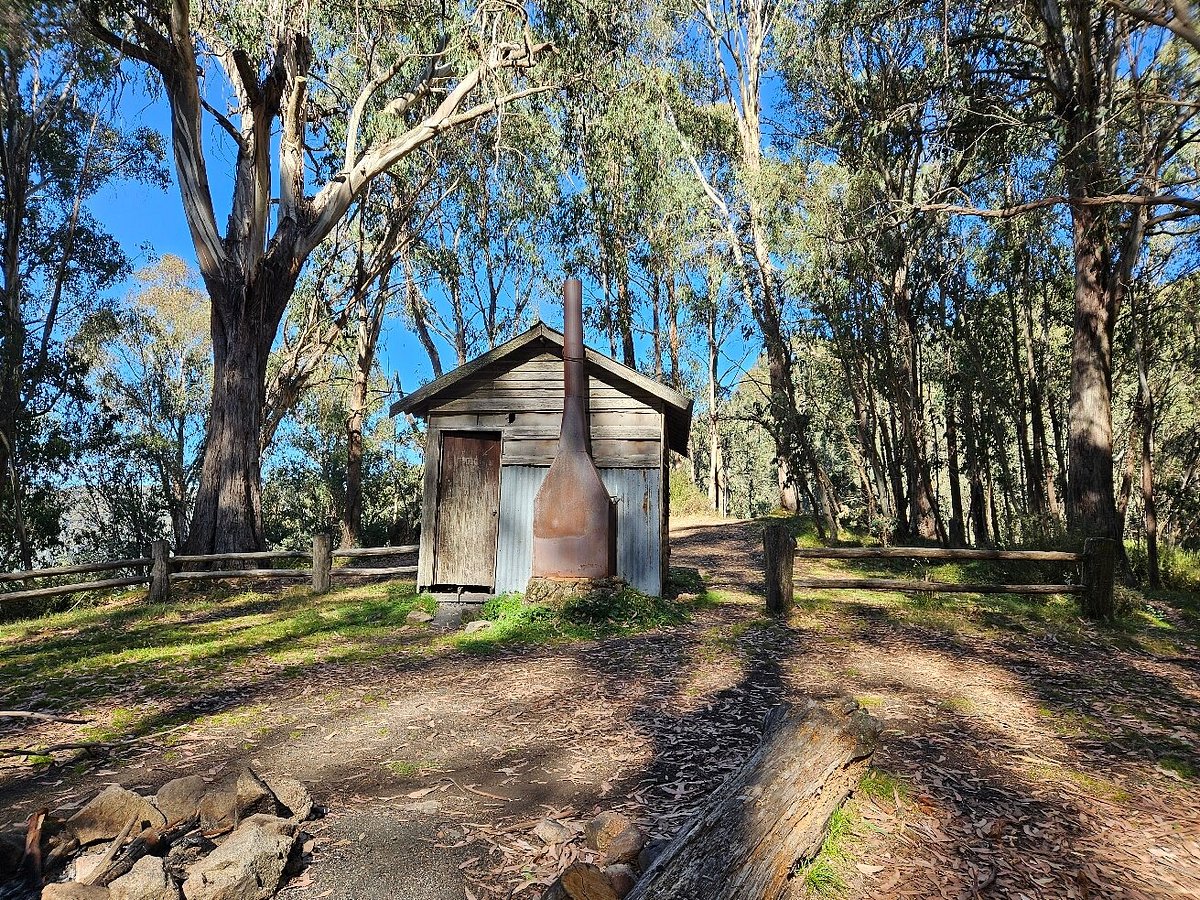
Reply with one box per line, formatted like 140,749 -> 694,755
149,539 -> 171,603
764,524 -> 796,615
1080,537 -> 1118,620
312,534 -> 332,594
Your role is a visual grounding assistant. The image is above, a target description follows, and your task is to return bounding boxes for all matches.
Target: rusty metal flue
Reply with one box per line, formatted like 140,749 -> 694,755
531,278 -> 616,580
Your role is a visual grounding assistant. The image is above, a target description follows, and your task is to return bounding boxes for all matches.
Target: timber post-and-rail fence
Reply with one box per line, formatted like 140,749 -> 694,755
0,537 -> 418,606
762,523 -> 1120,619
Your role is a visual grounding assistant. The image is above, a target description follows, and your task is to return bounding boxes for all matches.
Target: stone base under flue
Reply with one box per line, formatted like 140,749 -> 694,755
523,576 -> 625,609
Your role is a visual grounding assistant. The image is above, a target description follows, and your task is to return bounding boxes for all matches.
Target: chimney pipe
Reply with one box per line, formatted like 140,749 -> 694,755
531,279 -> 616,581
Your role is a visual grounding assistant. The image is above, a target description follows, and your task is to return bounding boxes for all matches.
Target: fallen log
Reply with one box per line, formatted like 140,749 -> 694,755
89,818 -> 198,887
625,699 -> 880,900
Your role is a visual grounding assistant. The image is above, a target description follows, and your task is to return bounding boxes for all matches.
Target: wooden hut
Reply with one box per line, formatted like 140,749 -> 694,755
390,322 -> 693,597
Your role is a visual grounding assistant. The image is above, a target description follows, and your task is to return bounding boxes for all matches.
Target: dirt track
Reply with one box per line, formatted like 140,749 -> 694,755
2,517 -> 1197,899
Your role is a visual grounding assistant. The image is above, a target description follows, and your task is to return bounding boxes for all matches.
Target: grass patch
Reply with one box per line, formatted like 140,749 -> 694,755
451,587 -> 696,654
858,769 -> 908,805
1024,761 -> 1132,804
0,579 -> 442,739
798,804 -> 858,897
938,696 -> 975,714
383,759 -> 423,778
1158,756 -> 1198,781
1036,706 -> 1109,739
666,567 -> 710,600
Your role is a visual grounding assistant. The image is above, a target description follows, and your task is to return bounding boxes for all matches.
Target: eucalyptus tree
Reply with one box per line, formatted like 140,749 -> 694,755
922,1 -> 1200,552
1,3 -> 165,567
665,0 -> 836,521
85,0 -> 557,553
89,256 -> 211,548
415,105 -> 559,365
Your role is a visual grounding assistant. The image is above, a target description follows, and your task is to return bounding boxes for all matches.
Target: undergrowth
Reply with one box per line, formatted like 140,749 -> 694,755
452,587 -> 695,653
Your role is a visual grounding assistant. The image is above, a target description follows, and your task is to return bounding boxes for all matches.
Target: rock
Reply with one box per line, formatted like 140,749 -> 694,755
182,816 -> 297,900
462,619 -> 491,634
260,775 -> 312,822
600,825 -> 645,866
73,850 -> 111,883
583,811 -> 632,853
198,769 -> 280,836
532,818 -> 573,846
109,855 -> 179,900
156,776 -> 208,826
69,786 -> 166,846
603,864 -> 637,898
42,885 -> 111,900
405,610 -> 433,624
636,839 -> 667,873
541,863 -> 618,900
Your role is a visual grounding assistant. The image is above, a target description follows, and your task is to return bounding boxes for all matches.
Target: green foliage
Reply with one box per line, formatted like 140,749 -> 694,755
1127,544 -> 1200,591
0,6 -> 167,568
798,804 -> 857,897
669,468 -> 712,516
69,257 -> 210,558
456,587 -> 694,653
263,389 -> 423,549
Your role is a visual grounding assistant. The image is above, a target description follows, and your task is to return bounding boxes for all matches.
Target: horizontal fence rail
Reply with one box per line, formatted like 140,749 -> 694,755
1,576 -> 151,603
171,569 -> 314,582
170,550 -> 311,565
763,523 -> 1115,616
330,566 -> 418,577
332,545 -> 419,559
792,547 -> 1082,562
0,558 -> 152,583
2,536 -> 419,605
791,576 -> 1082,595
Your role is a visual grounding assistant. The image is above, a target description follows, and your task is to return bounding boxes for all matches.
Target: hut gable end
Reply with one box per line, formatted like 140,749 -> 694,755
391,324 -> 692,456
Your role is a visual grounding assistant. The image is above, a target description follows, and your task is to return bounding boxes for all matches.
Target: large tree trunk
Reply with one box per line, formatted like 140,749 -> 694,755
1065,204 -> 1118,541
184,276 -> 291,555
624,701 -> 879,900
944,388 -> 966,547
342,293 -> 385,548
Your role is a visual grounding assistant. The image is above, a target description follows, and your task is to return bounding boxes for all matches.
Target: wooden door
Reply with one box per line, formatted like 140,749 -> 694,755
434,432 -> 501,587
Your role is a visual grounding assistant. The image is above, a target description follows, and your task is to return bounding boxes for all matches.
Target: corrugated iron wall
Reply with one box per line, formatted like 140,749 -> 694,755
494,465 -> 662,596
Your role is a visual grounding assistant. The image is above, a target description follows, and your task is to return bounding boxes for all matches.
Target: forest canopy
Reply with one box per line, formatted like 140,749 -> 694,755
1,0 -> 1198,593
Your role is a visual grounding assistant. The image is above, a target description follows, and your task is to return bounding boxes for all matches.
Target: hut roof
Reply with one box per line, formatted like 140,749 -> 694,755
390,322 -> 694,455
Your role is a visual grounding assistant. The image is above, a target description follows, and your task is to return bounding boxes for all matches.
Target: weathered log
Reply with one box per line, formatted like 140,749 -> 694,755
626,700 -> 880,900
89,818 -> 198,887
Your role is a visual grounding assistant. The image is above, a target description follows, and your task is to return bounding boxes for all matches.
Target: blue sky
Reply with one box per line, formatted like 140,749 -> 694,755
93,77 -> 758,411
95,85 -> 451,399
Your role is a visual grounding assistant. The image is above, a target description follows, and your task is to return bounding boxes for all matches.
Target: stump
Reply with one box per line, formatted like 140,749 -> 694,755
626,700 -> 880,900
763,525 -> 795,615
311,534 -> 332,594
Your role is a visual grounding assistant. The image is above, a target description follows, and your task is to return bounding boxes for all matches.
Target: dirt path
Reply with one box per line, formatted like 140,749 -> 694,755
2,518 -> 1197,899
